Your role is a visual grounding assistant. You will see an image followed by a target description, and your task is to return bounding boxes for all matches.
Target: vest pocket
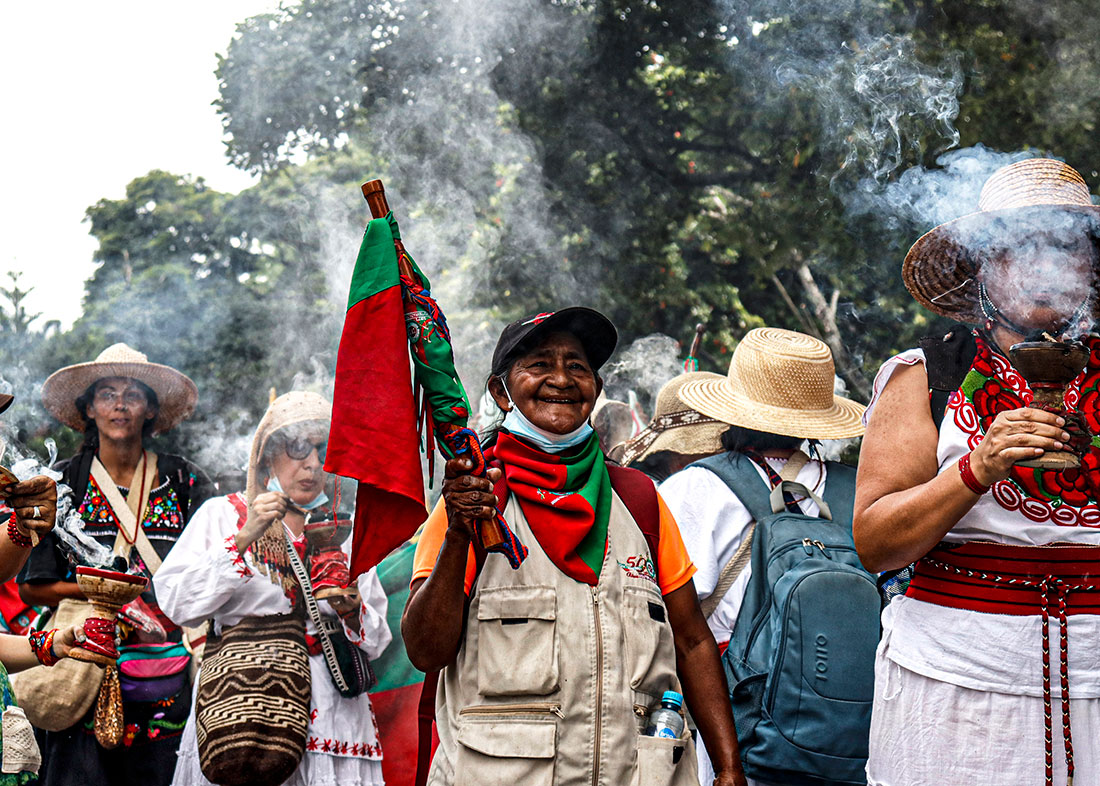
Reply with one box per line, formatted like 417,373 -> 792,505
631,732 -> 697,786
476,586 -> 559,696
455,712 -> 557,786
622,585 -> 676,700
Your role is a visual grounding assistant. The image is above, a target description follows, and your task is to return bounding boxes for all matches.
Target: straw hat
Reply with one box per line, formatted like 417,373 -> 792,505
41,343 -> 197,434
903,158 -> 1100,323
618,372 -> 728,466
677,328 -> 865,440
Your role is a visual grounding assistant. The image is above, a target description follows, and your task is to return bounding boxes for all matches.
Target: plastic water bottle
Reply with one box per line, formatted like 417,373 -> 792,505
644,691 -> 685,738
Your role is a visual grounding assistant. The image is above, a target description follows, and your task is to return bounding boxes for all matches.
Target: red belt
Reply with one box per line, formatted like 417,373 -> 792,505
908,541 -> 1100,786
304,635 -> 324,657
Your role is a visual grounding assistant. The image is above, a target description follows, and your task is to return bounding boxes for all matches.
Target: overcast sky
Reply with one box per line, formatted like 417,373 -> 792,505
1,1 -> 282,328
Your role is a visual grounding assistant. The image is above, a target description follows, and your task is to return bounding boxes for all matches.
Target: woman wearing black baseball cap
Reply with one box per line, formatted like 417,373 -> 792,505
403,307 -> 745,786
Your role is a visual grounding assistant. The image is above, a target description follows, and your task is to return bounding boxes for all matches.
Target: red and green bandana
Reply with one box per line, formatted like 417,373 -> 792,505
490,432 -> 611,585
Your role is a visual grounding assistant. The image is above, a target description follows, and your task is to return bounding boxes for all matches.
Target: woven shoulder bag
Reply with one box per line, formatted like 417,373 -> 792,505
195,609 -> 311,786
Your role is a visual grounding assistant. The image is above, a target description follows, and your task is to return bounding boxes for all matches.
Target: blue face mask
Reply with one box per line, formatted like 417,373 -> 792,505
499,379 -> 594,453
266,475 -> 330,511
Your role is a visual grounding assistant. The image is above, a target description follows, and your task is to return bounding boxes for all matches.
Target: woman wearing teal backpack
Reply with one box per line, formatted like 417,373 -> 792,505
661,327 -> 869,786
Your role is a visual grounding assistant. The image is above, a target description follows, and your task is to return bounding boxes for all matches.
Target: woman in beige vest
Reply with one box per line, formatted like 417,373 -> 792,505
404,308 -> 746,786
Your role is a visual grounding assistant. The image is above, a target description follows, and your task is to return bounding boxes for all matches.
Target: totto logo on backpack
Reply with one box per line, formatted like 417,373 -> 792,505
691,453 -> 879,786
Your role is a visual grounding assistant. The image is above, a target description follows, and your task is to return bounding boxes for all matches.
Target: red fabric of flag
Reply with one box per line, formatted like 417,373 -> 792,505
325,218 -> 427,577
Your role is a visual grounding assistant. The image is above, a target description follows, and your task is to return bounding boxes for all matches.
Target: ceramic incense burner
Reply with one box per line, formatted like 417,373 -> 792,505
304,516 -> 354,600
1009,340 -> 1090,470
69,566 -> 148,666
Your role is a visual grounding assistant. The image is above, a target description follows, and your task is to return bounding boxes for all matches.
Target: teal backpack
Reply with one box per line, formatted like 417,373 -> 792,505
691,453 -> 878,786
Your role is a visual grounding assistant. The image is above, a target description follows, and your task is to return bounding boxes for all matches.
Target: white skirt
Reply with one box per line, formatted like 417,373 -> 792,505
867,650 -> 1100,786
171,710 -> 385,786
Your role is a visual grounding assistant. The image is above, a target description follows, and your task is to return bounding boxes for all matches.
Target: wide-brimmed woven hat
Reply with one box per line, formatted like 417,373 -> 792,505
903,158 -> 1100,323
677,328 -> 865,440
619,372 -> 728,466
41,343 -> 198,434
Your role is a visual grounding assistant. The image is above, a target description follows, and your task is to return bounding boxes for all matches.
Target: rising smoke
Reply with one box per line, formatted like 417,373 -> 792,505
9,0 -> 1098,501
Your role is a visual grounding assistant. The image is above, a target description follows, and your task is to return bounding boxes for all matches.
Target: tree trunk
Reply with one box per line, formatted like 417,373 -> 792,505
793,260 -> 873,402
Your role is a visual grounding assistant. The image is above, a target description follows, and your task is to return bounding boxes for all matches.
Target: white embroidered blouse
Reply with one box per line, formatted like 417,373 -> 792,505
867,349 -> 1100,697
154,494 -> 393,760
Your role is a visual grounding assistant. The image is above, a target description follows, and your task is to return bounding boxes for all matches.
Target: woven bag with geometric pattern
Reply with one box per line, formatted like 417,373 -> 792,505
195,610 -> 310,786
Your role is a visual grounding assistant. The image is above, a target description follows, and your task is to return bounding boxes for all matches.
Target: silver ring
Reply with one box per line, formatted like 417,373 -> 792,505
33,506 -> 39,519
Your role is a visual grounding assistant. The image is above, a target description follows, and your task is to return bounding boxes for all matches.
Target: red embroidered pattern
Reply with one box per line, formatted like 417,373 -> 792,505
306,736 -> 381,758
951,335 -> 1100,525
223,535 -> 252,578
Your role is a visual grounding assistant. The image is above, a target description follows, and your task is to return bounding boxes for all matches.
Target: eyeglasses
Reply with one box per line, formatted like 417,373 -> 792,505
94,388 -> 147,408
285,437 -> 327,462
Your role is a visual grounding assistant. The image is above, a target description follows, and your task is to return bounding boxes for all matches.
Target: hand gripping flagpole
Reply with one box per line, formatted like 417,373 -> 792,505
362,181 -> 527,565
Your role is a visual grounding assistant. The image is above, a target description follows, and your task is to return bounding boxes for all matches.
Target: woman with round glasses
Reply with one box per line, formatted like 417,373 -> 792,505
155,391 -> 392,786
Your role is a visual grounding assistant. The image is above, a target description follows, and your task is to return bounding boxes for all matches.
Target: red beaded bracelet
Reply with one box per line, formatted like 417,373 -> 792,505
6,512 -> 31,549
957,453 -> 991,496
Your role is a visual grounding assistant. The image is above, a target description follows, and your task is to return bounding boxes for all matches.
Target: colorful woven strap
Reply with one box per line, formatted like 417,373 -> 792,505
28,628 -> 60,667
745,452 -> 801,513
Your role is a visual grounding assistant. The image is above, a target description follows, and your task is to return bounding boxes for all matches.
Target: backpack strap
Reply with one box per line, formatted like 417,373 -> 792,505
690,453 -> 777,523
919,326 -> 977,431
606,464 -> 660,577
701,528 -> 754,618
820,461 -> 857,526
696,450 -> 815,618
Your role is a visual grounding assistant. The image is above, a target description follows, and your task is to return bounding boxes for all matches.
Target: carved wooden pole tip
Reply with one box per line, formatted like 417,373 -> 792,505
361,179 -> 385,198
361,179 -> 390,220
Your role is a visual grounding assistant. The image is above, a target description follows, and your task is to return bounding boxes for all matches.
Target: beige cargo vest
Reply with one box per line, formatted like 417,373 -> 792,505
428,488 -> 700,786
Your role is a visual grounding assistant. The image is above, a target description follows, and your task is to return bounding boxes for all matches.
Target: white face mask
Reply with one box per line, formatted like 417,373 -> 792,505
499,378 -> 594,453
266,475 -> 330,510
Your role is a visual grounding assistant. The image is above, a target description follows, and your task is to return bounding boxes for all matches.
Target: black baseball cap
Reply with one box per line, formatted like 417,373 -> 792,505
491,307 -> 618,376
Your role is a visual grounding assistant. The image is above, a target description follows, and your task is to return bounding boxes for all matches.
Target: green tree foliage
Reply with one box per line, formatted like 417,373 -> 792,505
23,0 -> 1100,473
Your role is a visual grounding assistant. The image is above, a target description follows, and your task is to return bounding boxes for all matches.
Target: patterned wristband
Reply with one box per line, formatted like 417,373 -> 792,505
7,512 -> 31,549
28,628 -> 60,667
958,453 -> 991,496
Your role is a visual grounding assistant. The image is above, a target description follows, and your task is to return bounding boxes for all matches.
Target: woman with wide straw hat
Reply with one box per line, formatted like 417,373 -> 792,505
403,307 -> 746,786
16,343 -> 211,786
155,391 -> 391,786
619,371 -> 730,481
856,158 -> 1100,785
659,327 -> 865,786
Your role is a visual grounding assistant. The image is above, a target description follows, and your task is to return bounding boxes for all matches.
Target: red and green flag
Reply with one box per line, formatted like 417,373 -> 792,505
325,216 -> 428,578
328,211 -> 527,577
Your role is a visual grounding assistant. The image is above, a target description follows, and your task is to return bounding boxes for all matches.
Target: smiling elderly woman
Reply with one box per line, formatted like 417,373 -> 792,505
403,308 -> 745,786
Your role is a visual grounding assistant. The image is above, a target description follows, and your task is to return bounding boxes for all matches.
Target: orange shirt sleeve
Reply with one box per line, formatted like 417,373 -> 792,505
655,492 -> 697,596
412,492 -> 696,596
411,497 -> 478,595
